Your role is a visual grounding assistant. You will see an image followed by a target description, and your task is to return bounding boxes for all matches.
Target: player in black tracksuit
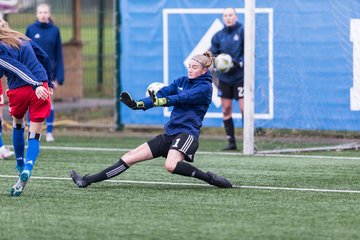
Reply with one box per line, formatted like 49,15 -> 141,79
211,8 -> 244,151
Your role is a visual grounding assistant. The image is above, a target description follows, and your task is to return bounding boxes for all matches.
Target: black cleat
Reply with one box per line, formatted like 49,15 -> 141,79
221,143 -> 237,151
207,171 -> 233,188
69,170 -> 90,188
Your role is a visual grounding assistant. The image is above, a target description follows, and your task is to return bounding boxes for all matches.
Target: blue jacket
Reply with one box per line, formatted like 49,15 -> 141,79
26,20 -> 64,85
211,21 -> 244,85
141,71 -> 213,139
0,40 -> 53,90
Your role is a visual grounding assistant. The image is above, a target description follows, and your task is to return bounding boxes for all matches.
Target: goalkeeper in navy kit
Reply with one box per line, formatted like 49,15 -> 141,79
211,8 -> 244,151
69,51 -> 232,188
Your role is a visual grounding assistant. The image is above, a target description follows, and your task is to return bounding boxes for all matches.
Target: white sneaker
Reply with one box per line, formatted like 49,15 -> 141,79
0,145 -> 14,159
46,133 -> 55,142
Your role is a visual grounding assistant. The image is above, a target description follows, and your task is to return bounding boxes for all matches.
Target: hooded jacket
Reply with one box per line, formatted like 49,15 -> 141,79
0,40 -> 53,90
141,71 -> 213,139
26,20 -> 64,85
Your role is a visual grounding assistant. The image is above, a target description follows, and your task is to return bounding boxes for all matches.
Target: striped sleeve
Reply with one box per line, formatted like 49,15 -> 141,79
0,53 -> 42,88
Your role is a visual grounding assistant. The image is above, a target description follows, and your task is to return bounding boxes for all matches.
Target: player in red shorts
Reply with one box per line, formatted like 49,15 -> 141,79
0,19 -> 53,196
0,79 -> 14,159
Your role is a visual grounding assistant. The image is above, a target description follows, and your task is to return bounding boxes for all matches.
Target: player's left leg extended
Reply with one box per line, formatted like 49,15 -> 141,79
70,142 -> 153,188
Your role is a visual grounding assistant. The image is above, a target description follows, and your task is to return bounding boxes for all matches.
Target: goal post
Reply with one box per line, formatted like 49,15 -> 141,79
243,0 -> 256,155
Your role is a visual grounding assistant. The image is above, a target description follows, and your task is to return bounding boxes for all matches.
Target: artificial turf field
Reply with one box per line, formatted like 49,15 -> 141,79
0,134 -> 360,240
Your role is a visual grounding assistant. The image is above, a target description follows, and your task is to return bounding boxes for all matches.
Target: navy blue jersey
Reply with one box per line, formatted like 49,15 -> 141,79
141,71 -> 213,139
26,20 -> 64,84
0,40 -> 53,90
211,21 -> 244,85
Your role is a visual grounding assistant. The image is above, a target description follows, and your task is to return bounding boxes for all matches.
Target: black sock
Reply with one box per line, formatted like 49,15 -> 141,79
224,118 -> 236,144
172,162 -> 212,183
84,159 -> 129,184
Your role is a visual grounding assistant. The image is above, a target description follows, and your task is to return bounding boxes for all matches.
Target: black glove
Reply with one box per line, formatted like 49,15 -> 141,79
120,91 -> 145,110
232,61 -> 243,68
148,90 -> 167,107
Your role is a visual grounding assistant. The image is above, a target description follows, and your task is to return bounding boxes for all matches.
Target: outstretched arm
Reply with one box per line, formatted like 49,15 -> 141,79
120,91 -> 145,110
148,90 -> 167,107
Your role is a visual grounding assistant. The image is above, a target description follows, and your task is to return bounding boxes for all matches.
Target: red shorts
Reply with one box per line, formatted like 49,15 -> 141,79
0,80 -> 3,106
6,82 -> 51,122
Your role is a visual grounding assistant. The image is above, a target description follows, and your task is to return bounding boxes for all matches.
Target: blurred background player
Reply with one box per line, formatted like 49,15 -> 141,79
0,79 -> 14,159
210,8 -> 244,151
0,18 -> 53,196
69,51 -> 232,189
25,3 -> 64,142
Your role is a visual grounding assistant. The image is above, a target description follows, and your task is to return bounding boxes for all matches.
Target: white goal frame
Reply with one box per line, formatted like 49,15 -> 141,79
243,0 -> 256,155
162,7 -> 274,121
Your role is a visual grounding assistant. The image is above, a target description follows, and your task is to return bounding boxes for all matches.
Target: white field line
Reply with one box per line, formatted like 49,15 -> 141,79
38,146 -> 360,161
239,186 -> 360,193
0,175 -> 360,194
2,146 -> 359,194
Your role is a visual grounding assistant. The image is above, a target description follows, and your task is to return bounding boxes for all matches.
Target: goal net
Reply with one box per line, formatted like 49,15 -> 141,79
248,0 -> 360,154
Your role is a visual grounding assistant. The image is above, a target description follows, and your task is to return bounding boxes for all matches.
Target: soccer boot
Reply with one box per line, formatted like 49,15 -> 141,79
20,170 -> 31,182
207,171 -> 233,188
69,170 -> 90,188
221,142 -> 237,151
0,146 -> 14,159
10,170 -> 31,197
46,132 -> 55,142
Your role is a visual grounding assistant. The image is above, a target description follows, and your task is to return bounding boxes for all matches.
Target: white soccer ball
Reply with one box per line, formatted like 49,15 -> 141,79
146,82 -> 166,96
215,53 -> 234,73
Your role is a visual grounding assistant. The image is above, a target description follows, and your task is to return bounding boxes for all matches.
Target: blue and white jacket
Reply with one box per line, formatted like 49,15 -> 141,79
26,20 -> 64,85
0,40 -> 53,90
211,21 -> 244,85
141,71 -> 213,139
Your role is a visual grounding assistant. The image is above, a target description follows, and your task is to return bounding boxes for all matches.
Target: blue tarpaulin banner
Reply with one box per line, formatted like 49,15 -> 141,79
120,0 -> 360,131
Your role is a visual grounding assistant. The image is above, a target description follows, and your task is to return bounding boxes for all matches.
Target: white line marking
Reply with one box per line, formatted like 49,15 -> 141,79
240,186 -> 360,193
255,153 -> 360,161
39,146 -> 360,161
1,175 -> 359,193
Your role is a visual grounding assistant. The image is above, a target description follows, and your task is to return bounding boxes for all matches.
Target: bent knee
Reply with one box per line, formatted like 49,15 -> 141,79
222,108 -> 232,117
164,161 -> 176,173
122,149 -> 136,160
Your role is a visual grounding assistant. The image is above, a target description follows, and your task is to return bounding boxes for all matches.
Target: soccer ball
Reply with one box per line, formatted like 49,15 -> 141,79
215,53 -> 234,73
146,82 -> 166,96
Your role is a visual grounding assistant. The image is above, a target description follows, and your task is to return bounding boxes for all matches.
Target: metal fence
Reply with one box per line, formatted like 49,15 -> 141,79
5,0 -> 115,98
0,0 -> 118,130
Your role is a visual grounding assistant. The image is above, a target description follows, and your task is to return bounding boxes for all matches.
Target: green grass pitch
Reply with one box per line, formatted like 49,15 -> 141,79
0,134 -> 360,240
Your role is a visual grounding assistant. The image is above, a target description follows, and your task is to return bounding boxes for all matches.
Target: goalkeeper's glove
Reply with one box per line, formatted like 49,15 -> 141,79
120,91 -> 145,110
148,90 -> 167,107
